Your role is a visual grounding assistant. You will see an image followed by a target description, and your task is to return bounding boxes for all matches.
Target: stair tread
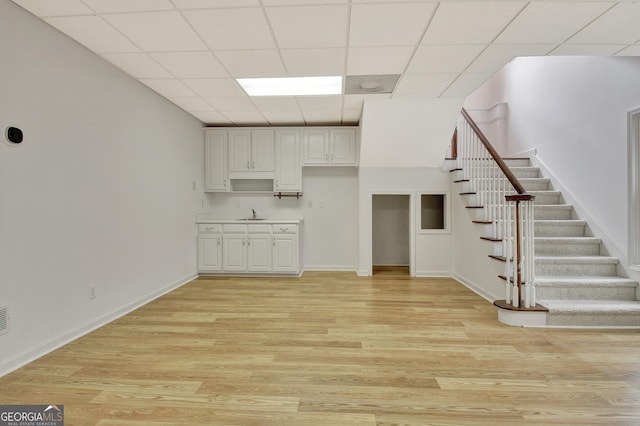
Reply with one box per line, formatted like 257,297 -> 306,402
539,299 -> 640,313
535,237 -> 601,244
536,256 -> 619,263
535,219 -> 586,224
536,276 -> 638,285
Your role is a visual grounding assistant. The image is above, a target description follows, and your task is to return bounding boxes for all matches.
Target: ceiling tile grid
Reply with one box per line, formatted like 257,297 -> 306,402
11,0 -> 640,126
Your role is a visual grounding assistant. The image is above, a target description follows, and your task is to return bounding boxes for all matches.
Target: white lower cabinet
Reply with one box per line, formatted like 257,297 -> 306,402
197,224 -> 222,272
199,222 -> 300,275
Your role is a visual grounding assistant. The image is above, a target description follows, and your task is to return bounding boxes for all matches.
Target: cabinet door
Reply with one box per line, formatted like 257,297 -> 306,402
222,234 -> 247,271
247,234 -> 271,272
252,130 -> 275,171
272,234 -> 298,272
303,129 -> 329,164
228,130 -> 251,172
275,130 -> 301,191
204,130 -> 229,191
330,128 -> 357,165
198,234 -> 222,271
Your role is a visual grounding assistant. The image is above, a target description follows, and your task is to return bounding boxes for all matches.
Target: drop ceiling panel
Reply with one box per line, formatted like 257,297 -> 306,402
349,3 -> 436,47
250,97 -> 300,111
568,3 -> 640,44
342,109 -> 362,123
104,11 -> 206,52
151,52 -> 228,79
280,48 -> 345,77
441,72 -> 492,98
343,94 -> 390,110
184,8 -> 276,50
495,2 -> 613,44
102,53 -> 173,78
347,46 -> 414,75
222,111 -> 269,125
407,45 -> 485,73
551,44 -> 626,56
261,110 -> 305,124
266,5 -> 348,49
263,0 -> 348,5
301,110 -> 343,125
172,0 -> 260,9
45,16 -> 140,53
215,50 -> 287,78
139,79 -> 197,97
183,78 -> 246,97
82,0 -> 174,14
205,97 -> 258,112
191,111 -> 231,124
466,44 -> 554,73
423,2 -> 525,45
13,0 -> 93,17
394,73 -> 459,97
169,97 -> 215,112
297,96 -> 343,112
616,45 -> 640,56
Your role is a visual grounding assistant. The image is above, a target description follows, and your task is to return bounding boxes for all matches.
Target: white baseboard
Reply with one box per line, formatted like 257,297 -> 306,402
304,265 -> 357,272
451,273 -> 499,303
415,271 -> 454,278
0,272 -> 197,377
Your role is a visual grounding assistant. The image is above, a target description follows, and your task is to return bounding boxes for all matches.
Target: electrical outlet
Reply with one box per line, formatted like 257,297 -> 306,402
89,284 -> 96,300
319,200 -> 325,208
308,200 -> 313,208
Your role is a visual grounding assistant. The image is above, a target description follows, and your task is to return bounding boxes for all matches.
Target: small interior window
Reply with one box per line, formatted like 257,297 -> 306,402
420,194 -> 445,230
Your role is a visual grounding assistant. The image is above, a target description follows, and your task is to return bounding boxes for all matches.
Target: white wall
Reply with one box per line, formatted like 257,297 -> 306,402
465,56 -> 640,276
357,98 -> 459,276
204,167 -> 359,270
360,98 -> 463,167
0,1 -> 204,375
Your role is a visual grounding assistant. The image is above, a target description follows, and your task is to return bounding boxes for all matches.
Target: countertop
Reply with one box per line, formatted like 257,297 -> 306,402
196,214 -> 302,224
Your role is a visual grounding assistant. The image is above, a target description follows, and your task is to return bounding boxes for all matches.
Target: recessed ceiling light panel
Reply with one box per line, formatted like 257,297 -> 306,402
237,76 -> 342,96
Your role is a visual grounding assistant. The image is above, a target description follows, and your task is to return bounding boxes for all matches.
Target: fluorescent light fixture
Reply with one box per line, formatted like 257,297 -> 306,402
236,76 -> 342,96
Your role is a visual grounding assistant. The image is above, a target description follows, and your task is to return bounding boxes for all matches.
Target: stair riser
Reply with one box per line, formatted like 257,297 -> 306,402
533,193 -> 561,204
547,313 -> 640,327
535,243 -> 600,256
535,224 -> 585,237
503,159 -> 531,167
534,207 -> 572,220
537,286 -> 636,301
521,180 -> 551,191
536,262 -> 617,277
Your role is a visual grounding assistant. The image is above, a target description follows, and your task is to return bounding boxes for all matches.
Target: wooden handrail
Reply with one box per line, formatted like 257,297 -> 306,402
450,128 -> 458,160
461,108 -> 528,195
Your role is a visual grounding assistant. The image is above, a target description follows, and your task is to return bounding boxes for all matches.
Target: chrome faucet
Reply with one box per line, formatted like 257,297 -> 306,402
252,209 -> 257,220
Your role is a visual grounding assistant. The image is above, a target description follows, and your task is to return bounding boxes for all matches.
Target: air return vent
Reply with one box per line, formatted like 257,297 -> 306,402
0,306 -> 8,336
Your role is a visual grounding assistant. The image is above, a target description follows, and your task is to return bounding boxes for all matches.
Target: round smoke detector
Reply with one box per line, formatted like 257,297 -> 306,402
360,80 -> 382,91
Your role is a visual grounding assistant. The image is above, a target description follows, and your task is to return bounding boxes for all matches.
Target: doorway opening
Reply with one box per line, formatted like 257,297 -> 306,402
372,194 -> 410,276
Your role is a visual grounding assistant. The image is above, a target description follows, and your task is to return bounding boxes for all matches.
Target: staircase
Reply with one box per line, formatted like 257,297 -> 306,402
462,158 -> 640,327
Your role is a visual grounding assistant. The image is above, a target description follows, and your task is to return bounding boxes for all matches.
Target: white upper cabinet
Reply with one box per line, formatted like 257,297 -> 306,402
228,129 -> 274,173
275,129 -> 301,192
204,129 -> 229,192
303,128 -> 358,166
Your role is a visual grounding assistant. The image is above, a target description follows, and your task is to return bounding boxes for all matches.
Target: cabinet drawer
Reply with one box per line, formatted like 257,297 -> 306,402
198,224 -> 222,233
248,224 -> 272,233
223,224 -> 247,233
272,224 -> 298,234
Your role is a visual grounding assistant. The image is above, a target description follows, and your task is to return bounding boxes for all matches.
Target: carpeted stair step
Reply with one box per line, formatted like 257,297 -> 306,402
541,300 -> 640,326
520,177 -> 551,191
536,256 -> 619,277
503,159 -> 531,167
535,220 -> 586,237
536,276 -> 638,301
529,190 -> 562,205
535,237 -> 601,256
510,166 -> 540,179
534,204 -> 573,220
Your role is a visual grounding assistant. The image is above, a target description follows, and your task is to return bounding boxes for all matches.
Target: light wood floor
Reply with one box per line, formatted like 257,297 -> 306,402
2,272 -> 640,425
